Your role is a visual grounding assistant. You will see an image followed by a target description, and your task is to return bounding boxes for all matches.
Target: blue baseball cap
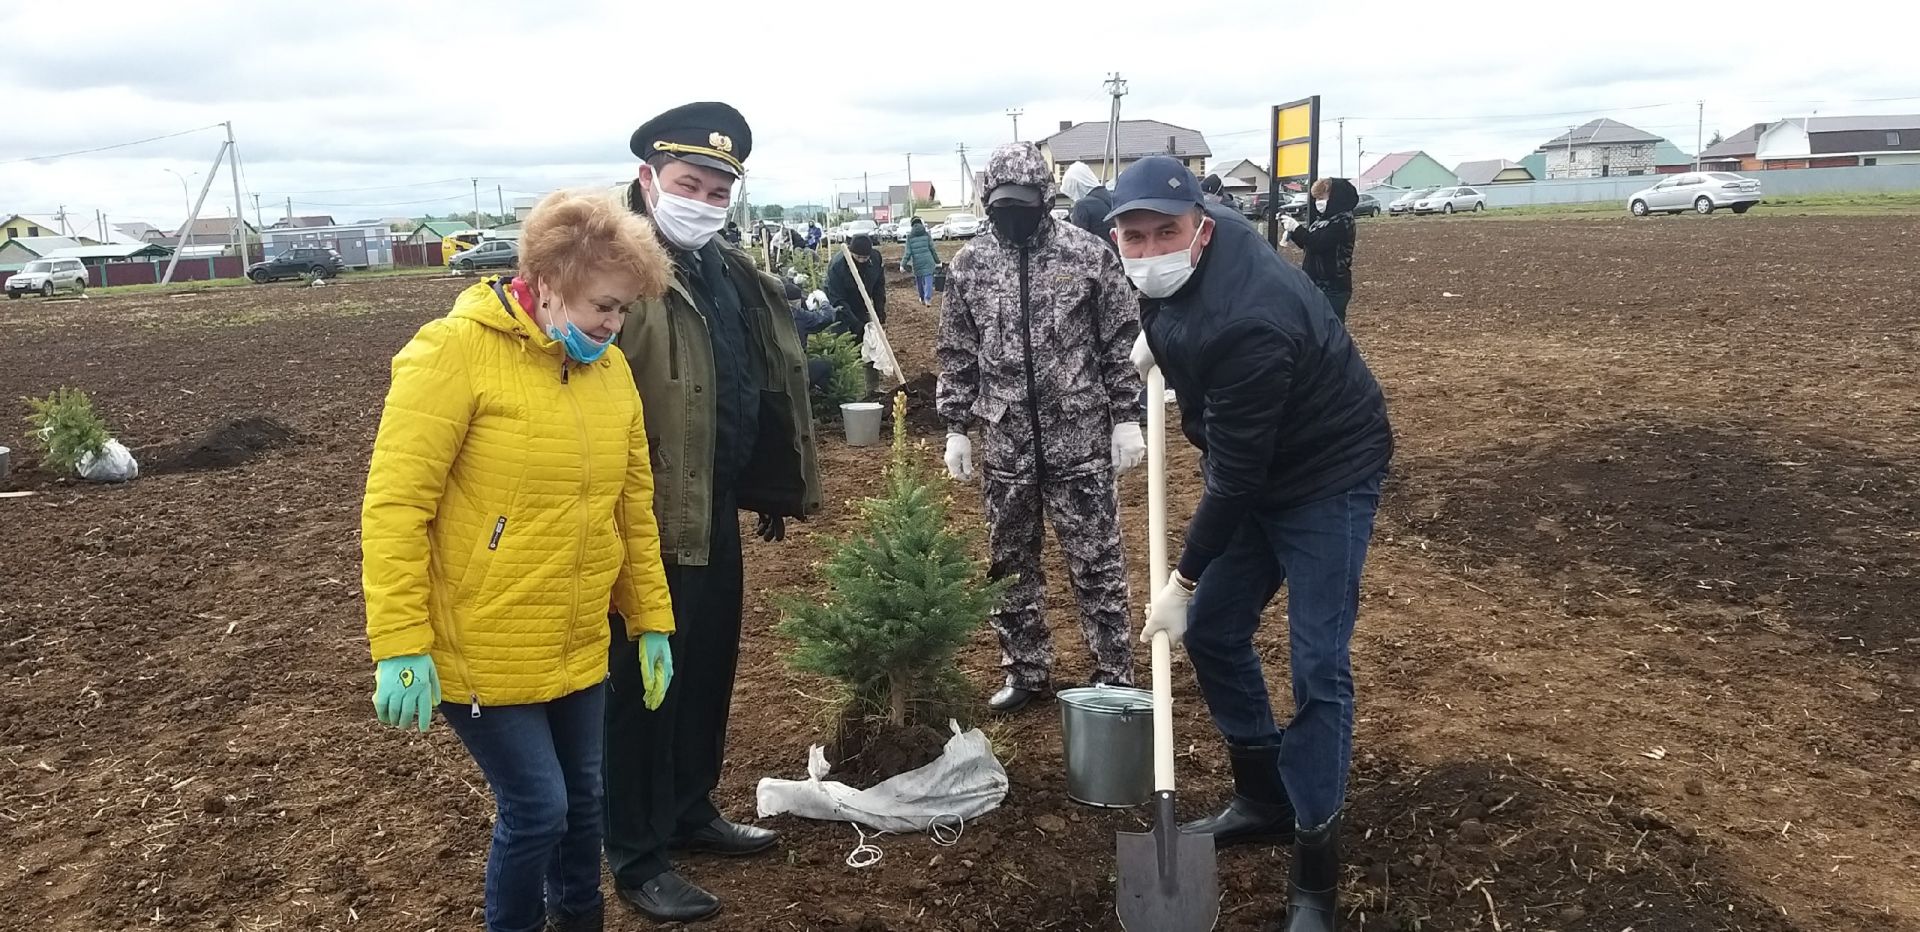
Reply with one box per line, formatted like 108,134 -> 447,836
1106,155 -> 1203,220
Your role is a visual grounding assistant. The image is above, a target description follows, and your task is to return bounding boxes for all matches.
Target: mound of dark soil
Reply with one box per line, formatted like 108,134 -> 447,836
827,711 -> 947,787
145,416 -> 300,473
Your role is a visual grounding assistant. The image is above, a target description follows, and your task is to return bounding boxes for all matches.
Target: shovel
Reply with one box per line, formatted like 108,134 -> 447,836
1117,366 -> 1220,931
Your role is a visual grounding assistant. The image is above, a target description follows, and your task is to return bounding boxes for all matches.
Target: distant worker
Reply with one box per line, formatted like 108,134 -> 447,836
902,216 -> 940,306
937,143 -> 1145,713
1060,161 -> 1116,251
722,220 -> 742,246
1201,173 -> 1239,211
826,233 -> 886,334
806,222 -> 823,250
1283,178 -> 1360,322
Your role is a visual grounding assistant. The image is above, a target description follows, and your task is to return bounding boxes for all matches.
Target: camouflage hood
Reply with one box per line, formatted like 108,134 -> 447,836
982,143 -> 1058,203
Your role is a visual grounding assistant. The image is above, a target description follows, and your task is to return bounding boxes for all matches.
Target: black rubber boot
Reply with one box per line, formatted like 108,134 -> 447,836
1182,743 -> 1297,847
1285,814 -> 1341,932
545,905 -> 604,932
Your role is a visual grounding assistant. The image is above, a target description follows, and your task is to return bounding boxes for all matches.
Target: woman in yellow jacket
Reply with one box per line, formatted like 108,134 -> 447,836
361,190 -> 674,932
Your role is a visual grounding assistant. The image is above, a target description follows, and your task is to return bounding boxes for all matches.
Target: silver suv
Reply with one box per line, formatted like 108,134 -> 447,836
7,257 -> 88,299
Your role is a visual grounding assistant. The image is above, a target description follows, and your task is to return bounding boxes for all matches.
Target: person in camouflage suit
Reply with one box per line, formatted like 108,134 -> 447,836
936,142 -> 1148,713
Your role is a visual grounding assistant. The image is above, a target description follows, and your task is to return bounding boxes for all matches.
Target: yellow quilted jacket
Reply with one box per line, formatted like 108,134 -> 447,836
361,278 -> 674,707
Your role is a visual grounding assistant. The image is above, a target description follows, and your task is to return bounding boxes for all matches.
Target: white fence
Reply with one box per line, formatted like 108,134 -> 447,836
1481,164 -> 1920,209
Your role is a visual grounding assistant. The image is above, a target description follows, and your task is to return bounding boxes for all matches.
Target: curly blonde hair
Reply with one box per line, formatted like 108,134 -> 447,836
518,189 -> 671,303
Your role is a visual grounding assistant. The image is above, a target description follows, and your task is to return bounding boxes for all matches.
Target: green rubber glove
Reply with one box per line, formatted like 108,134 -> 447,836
373,654 -> 441,733
638,632 -> 674,711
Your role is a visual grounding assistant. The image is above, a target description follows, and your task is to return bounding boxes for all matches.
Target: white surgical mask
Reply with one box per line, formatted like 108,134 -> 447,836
645,167 -> 730,250
1314,199 -> 1329,212
1121,220 -> 1207,299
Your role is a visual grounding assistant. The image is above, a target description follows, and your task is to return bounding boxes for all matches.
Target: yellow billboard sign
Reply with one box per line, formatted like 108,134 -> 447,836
1266,95 -> 1321,244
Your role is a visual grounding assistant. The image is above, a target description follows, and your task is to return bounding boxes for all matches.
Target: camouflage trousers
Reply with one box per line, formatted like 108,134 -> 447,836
982,474 -> 1136,690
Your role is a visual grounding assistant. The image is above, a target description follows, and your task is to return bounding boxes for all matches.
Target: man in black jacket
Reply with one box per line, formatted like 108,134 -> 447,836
825,233 -> 886,333
1112,156 -> 1392,932
1284,177 -> 1359,322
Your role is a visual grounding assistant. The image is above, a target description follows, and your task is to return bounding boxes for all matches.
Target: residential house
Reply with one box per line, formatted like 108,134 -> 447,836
1651,140 -> 1697,175
1698,123 -> 1775,172
1536,119 -> 1669,178
0,235 -> 85,264
1358,151 -> 1456,190
175,216 -> 258,247
258,221 -> 395,268
112,221 -> 169,244
1210,158 -> 1271,195
885,181 -> 938,215
1038,119 -> 1212,182
835,191 -> 890,216
1,214 -> 64,241
1518,151 -> 1547,181
269,215 -> 337,230
1453,159 -> 1535,186
1755,115 -> 1920,168
406,219 -> 473,246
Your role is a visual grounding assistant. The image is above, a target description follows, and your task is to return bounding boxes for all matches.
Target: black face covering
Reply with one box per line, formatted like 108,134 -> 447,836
989,205 -> 1045,244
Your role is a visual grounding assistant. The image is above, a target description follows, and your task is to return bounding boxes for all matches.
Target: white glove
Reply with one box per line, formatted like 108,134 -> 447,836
1141,576 -> 1195,645
1111,422 -> 1146,475
1128,331 -> 1155,379
1281,215 -> 1301,235
943,432 -> 973,481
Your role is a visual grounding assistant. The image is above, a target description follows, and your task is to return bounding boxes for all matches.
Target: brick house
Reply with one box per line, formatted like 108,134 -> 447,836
1537,119 -> 1668,178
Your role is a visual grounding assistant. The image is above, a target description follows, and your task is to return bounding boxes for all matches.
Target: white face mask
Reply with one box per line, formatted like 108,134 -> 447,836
645,166 -> 730,250
1314,199 -> 1329,212
1121,220 -> 1208,299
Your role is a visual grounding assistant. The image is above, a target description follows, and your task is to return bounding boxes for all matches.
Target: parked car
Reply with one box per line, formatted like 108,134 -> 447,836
247,247 -> 346,283
448,239 -> 518,271
928,223 -> 950,240
1388,187 -> 1437,215
1277,193 -> 1312,220
6,257 -> 88,298
943,213 -> 982,238
1354,194 -> 1382,217
844,219 -> 879,243
1412,186 -> 1487,215
1627,172 -> 1763,216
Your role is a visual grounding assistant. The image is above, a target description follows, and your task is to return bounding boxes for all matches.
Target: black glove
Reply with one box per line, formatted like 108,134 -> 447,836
755,513 -> 786,542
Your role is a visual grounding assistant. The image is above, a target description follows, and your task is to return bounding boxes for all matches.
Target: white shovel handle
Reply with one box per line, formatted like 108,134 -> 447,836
1145,366 -> 1175,793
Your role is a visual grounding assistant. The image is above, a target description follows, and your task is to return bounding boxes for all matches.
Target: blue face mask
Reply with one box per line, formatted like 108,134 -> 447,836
548,321 -> 613,364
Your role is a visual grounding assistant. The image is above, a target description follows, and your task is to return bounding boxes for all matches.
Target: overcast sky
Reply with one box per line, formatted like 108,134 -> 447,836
4,0 -> 1916,234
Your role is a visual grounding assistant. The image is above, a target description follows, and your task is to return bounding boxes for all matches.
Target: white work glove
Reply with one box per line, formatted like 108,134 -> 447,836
1141,575 -> 1196,645
1281,215 -> 1301,235
1129,331 -> 1155,379
943,432 -> 973,481
1111,422 -> 1146,475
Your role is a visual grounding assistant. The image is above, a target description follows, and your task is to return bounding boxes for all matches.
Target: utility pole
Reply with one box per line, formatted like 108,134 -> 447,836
1695,100 -> 1704,171
1356,136 -> 1364,173
497,184 -> 506,224
54,205 -> 70,236
472,178 -> 481,229
1566,125 -> 1576,179
957,143 -> 972,209
226,122 -> 248,261
1006,107 -> 1024,141
905,153 -> 915,217
252,194 -> 263,233
1103,73 -> 1129,184
1338,118 -> 1346,176
862,171 -> 870,217
286,196 -> 293,223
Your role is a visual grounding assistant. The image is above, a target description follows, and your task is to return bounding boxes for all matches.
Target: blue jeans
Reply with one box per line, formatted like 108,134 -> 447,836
916,274 -> 934,303
1183,471 -> 1382,828
444,684 -> 607,932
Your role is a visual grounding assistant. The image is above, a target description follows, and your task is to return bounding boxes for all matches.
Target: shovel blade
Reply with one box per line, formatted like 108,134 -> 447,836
1116,823 -> 1219,931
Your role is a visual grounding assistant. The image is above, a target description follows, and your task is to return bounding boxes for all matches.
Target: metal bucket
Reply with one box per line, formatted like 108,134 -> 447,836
841,402 -> 884,446
1057,685 -> 1155,807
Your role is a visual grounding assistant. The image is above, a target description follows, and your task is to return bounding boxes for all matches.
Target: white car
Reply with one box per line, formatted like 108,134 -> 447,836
943,213 -> 982,238
928,223 -> 950,240
6,257 -> 88,299
1412,186 -> 1487,215
1628,172 -> 1763,216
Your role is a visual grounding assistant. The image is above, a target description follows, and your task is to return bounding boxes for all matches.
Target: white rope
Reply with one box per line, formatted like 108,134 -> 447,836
843,814 -> 967,870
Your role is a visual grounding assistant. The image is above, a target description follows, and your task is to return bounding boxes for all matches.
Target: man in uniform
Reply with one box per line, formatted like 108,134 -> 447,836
607,101 -> 822,923
936,142 -> 1145,713
1118,156 -> 1392,932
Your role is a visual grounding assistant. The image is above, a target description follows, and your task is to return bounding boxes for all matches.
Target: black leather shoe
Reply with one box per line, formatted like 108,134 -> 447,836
672,817 -> 779,856
1285,814 -> 1341,932
1182,743 -> 1297,848
544,906 -> 604,932
988,683 -> 1044,713
615,871 -> 720,923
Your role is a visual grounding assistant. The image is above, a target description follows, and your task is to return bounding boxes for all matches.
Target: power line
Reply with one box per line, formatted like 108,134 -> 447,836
1,123 -> 225,165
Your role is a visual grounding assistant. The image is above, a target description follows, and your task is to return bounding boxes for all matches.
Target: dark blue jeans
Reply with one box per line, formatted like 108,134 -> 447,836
1183,471 -> 1382,829
444,683 -> 607,932
916,274 -> 934,303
